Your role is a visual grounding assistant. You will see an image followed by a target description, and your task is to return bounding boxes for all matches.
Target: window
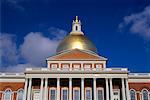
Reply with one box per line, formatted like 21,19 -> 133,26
51,64 -> 58,69
73,87 -> 80,100
17,89 -> 24,100
130,89 -> 136,100
97,87 -> 104,100
61,87 -> 68,100
113,89 -> 120,100
33,90 -> 40,100
76,26 -> 78,31
85,87 -> 92,100
142,89 -> 149,100
84,64 -> 92,70
50,88 -> 56,100
95,64 -> 103,70
72,64 -> 80,70
62,64 -> 69,70
3,89 -> 12,100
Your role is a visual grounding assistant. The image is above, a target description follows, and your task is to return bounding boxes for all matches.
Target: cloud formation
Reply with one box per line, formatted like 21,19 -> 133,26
0,34 -> 19,67
119,5 -> 150,40
0,27 -> 67,72
20,32 -> 60,66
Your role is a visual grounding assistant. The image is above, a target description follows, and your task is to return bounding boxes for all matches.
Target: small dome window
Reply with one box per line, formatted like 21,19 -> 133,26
76,26 -> 78,31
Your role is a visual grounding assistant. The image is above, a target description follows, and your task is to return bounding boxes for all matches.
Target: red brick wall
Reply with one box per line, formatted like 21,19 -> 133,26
129,83 -> 150,100
0,82 -> 24,100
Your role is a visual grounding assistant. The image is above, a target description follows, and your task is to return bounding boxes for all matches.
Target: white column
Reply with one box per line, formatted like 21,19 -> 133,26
40,78 -> 44,100
57,78 -> 60,100
27,78 -> 32,100
81,78 -> 84,100
93,78 -> 97,100
105,78 -> 109,100
69,78 -> 72,100
125,79 -> 130,100
109,78 -> 113,100
44,78 -> 48,100
121,78 -> 126,100
23,78 -> 28,100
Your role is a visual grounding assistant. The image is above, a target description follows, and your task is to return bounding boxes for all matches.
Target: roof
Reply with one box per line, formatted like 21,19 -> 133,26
47,49 -> 107,61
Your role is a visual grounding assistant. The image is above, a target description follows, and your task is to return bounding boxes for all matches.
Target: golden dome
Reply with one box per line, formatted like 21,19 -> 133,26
56,34 -> 98,54
56,16 -> 98,54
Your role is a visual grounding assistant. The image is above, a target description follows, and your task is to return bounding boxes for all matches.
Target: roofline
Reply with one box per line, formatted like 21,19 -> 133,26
46,49 -> 107,61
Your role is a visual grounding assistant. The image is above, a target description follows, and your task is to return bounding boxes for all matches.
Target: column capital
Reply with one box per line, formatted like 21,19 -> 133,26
81,78 -> 84,80
105,78 -> 109,81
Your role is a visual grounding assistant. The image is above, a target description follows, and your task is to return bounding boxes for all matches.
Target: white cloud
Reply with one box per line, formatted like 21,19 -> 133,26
48,27 -> 67,40
0,34 -> 19,67
119,5 -> 150,40
20,32 -> 60,66
20,27 -> 67,66
0,27 -> 67,72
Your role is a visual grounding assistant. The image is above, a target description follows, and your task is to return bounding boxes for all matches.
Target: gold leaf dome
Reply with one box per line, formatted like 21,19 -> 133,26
56,16 -> 98,54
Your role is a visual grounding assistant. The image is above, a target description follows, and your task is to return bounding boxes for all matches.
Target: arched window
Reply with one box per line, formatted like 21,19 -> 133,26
17,89 -> 24,100
130,89 -> 136,100
76,26 -> 78,31
3,89 -> 12,100
142,89 -> 149,100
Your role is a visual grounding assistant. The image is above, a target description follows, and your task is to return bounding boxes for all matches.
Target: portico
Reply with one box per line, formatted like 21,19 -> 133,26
23,68 -> 129,100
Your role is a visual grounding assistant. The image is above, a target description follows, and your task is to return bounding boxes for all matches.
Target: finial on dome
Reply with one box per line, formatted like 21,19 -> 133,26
75,16 -> 78,22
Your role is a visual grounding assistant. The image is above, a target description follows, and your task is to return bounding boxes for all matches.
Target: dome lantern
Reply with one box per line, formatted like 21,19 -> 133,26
70,16 -> 84,35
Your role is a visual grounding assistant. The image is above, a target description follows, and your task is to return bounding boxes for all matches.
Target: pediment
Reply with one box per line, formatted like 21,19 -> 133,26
47,49 -> 107,61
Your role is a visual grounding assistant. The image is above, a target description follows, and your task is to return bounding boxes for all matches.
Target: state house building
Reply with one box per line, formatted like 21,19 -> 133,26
0,16 -> 150,100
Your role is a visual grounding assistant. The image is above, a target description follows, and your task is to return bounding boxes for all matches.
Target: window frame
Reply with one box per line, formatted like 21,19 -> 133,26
130,89 -> 137,100
73,87 -> 80,100
61,63 -> 70,70
61,87 -> 68,100
17,88 -> 24,100
32,89 -> 40,100
72,63 -> 81,70
50,63 -> 58,70
96,87 -> 104,100
85,87 -> 92,100
141,88 -> 149,100
3,88 -> 13,100
83,63 -> 92,70
49,87 -> 57,100
113,89 -> 120,100
94,63 -> 103,70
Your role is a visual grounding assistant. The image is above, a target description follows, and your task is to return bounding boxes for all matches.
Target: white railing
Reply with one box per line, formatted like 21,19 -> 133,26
25,67 -> 128,72
0,73 -> 24,77
129,73 -> 150,76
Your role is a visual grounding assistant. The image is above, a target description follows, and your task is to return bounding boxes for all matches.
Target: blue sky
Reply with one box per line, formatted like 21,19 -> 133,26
1,0 -> 150,72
